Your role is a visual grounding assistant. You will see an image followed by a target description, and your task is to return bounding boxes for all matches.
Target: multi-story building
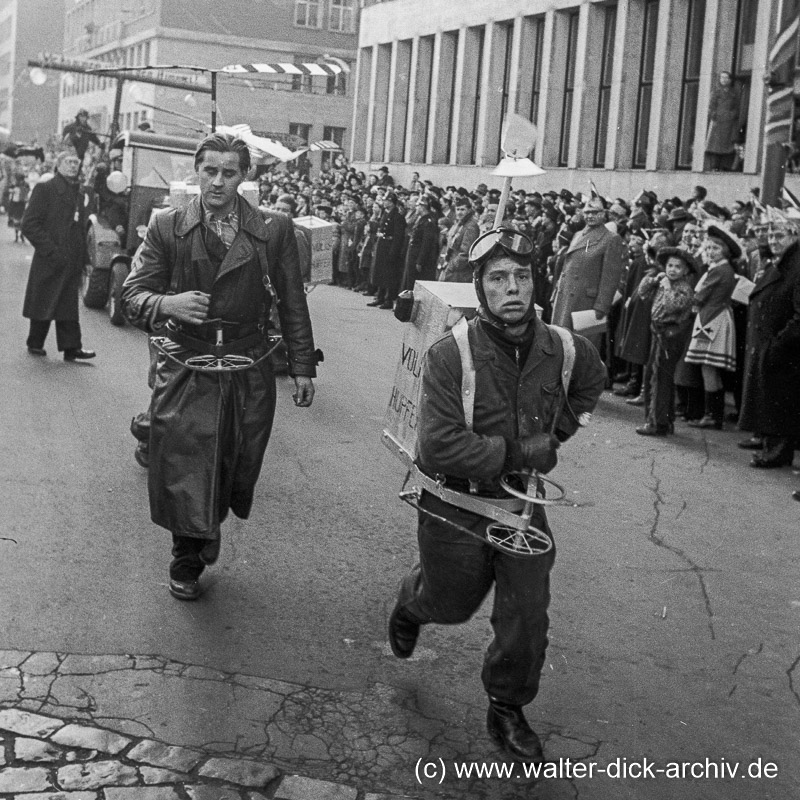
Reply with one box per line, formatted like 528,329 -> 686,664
351,0 -> 800,199
0,0 -> 63,143
59,0 -> 358,152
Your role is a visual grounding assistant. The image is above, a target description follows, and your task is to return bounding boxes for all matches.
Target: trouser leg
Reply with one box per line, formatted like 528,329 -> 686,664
170,534 -> 206,581
54,320 -> 82,352
27,320 -> 51,349
482,514 -> 555,706
650,336 -> 680,429
398,494 -> 494,626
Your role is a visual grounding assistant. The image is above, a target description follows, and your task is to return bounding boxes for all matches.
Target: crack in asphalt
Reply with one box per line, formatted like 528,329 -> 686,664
699,434 -> 711,474
787,655 -> 800,707
647,456 -> 716,640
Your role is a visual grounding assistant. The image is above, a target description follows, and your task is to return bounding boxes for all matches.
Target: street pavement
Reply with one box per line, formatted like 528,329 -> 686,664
1,225 -> 798,800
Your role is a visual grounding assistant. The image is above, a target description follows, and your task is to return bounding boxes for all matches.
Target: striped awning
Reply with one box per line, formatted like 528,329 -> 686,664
222,62 -> 343,76
309,140 -> 343,151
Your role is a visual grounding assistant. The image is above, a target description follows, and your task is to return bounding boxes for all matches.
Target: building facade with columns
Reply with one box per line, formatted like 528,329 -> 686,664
351,0 -> 799,199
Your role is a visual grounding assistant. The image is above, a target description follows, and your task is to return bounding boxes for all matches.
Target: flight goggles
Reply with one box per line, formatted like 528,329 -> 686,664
468,227 -> 533,266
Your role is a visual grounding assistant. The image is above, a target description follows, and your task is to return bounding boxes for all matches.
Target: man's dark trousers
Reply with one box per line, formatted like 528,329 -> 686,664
396,492 -> 555,706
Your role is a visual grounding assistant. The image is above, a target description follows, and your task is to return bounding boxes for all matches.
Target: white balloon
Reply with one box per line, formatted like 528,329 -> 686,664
183,93 -> 197,108
29,67 -> 47,86
128,84 -> 143,102
106,170 -> 130,194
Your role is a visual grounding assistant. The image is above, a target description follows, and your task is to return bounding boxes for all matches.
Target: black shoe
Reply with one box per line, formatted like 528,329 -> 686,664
750,455 -> 793,469
133,443 -> 149,469
613,384 -> 639,397
636,424 -> 669,437
27,346 -> 46,356
366,299 -> 382,307
687,415 -> 722,430
486,701 -> 544,764
379,301 -> 394,310
64,349 -> 96,361
792,490 -> 800,502
388,600 -> 420,659
738,436 -> 763,450
168,578 -> 201,601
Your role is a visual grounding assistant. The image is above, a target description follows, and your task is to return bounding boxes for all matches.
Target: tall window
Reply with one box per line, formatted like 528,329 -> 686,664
326,71 -> 347,96
527,17 -> 545,124
632,0 -> 659,168
675,0 -> 706,168
321,125 -> 345,168
594,5 -> 617,167
470,27 -> 486,164
730,0 -> 758,152
295,0 -> 321,28
444,32 -> 459,163
289,122 -> 311,145
329,0 -> 354,33
495,21 -> 515,163
558,11 -> 580,167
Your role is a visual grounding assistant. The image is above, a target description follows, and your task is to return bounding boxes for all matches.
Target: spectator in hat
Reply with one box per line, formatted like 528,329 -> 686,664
684,224 -> 740,429
738,211 -> 800,469
635,247 -> 698,435
665,207 -> 692,246
368,190 -> 406,308
400,194 -> 440,290
440,195 -> 480,282
377,166 -> 395,187
551,193 -> 626,351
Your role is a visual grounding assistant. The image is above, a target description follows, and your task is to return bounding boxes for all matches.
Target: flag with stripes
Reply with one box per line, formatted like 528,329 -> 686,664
765,16 -> 799,145
222,62 -> 343,77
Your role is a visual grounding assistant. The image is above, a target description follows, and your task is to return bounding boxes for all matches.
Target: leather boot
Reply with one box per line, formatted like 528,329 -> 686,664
487,699 -> 544,764
388,600 -> 421,659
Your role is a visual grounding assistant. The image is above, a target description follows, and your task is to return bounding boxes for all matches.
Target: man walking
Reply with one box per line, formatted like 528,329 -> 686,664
388,228 -> 606,763
122,132 -> 318,601
21,149 -> 96,361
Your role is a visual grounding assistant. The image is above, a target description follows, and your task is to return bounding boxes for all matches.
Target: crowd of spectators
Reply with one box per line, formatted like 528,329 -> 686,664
253,158 -> 800,495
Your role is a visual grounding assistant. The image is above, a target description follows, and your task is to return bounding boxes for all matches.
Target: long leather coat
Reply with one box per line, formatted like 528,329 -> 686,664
21,173 -> 88,321
121,196 -> 316,538
738,241 -> 800,437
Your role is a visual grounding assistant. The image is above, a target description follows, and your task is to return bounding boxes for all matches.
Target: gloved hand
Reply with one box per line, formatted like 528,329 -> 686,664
517,433 -> 560,474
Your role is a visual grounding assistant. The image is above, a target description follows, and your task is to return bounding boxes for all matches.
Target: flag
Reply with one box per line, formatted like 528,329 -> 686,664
765,15 -> 800,145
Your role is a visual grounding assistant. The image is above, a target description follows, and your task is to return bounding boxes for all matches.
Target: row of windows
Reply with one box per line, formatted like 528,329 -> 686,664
62,41 -> 152,98
289,122 -> 345,145
367,0 -> 759,171
295,0 -> 356,33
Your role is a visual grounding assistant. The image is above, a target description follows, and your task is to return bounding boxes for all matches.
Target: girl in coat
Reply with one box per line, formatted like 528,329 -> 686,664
685,225 -> 739,429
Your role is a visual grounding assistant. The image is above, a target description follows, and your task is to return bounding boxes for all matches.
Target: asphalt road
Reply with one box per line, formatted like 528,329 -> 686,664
1,225 -> 798,799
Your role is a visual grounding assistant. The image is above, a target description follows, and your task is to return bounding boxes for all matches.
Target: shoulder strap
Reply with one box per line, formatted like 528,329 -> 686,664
452,316 -> 475,432
547,323 -> 592,428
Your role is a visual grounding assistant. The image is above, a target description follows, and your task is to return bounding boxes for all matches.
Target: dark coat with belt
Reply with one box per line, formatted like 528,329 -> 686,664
441,210 -> 480,282
21,173 -> 88,321
403,210 -> 440,285
121,196 -> 317,538
705,85 -> 741,154
371,206 -> 406,288
738,241 -> 800,437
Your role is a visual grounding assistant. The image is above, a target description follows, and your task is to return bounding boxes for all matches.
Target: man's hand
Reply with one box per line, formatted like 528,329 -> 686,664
517,433 -> 560,474
160,291 -> 210,325
293,376 -> 315,407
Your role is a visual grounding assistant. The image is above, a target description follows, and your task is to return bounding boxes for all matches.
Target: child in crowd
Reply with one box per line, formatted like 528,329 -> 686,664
636,247 -> 698,436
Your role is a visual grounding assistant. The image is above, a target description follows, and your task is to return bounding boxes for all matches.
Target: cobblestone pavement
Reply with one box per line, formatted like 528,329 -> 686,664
0,662 -> 419,800
2,650 -> 591,800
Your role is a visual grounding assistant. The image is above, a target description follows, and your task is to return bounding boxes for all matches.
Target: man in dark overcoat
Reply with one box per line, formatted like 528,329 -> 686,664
121,132 -> 318,601
440,195 -> 480,282
738,213 -> 800,468
367,191 -> 406,309
21,149 -> 96,361
550,195 -> 626,350
400,195 -> 440,290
